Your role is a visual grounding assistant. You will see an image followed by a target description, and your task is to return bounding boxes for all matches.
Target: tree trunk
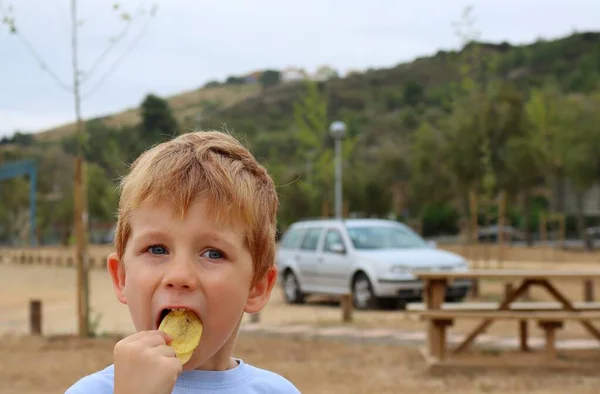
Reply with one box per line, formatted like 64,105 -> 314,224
576,191 -> 593,251
522,190 -> 534,246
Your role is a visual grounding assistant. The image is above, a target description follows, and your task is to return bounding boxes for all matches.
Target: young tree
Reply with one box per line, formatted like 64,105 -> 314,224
139,93 -> 179,145
1,1 -> 157,337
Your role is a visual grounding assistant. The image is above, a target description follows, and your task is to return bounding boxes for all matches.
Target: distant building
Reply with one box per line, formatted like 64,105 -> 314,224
241,70 -> 263,84
281,66 -> 308,83
559,179 -> 600,216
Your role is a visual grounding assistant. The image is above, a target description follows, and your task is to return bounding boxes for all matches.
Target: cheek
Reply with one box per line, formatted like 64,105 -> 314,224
123,265 -> 155,320
205,266 -> 251,309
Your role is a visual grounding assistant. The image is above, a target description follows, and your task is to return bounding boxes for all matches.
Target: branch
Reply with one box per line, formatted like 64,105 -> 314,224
81,15 -> 153,101
80,0 -> 152,84
1,3 -> 73,93
15,31 -> 73,93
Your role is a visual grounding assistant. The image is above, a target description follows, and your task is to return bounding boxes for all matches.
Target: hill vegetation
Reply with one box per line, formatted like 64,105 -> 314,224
2,31 -> 600,248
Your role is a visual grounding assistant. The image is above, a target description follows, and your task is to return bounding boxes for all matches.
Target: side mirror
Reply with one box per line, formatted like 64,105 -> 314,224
426,240 -> 437,249
329,243 -> 346,254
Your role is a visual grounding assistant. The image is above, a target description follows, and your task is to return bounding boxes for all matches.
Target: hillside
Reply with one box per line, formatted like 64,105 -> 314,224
3,31 -> 600,246
33,84 -> 261,142
206,32 -> 600,135
32,32 -> 600,147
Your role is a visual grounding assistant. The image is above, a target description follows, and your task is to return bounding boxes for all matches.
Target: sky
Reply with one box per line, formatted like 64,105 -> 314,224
0,0 -> 599,137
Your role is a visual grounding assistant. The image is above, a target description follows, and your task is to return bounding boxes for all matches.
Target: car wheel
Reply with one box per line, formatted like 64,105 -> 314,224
283,271 -> 305,304
352,273 -> 376,310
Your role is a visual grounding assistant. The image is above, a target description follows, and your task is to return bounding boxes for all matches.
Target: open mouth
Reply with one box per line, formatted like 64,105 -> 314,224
156,307 -> 199,329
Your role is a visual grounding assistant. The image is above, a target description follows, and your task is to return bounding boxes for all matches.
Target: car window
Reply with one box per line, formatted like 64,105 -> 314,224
346,225 -> 427,249
299,228 -> 323,251
280,228 -> 307,249
323,229 -> 345,252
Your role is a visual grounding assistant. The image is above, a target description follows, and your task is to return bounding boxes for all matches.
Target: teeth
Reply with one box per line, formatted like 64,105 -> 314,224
169,307 -> 187,311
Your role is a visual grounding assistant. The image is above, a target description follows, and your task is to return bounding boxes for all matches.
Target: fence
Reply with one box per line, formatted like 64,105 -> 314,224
1,243 -> 599,270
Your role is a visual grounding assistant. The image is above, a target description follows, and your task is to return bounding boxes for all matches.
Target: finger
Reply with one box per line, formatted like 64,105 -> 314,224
136,332 -> 169,347
154,344 -> 177,358
173,357 -> 183,376
118,330 -> 162,344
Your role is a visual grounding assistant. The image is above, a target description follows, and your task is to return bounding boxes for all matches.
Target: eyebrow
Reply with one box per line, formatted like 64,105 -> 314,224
130,229 -> 171,244
195,231 -> 239,251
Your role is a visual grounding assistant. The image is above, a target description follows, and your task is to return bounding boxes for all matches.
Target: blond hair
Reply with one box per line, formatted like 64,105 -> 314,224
114,130 -> 279,284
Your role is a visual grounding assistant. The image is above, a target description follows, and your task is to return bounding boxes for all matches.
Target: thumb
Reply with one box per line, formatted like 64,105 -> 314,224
157,329 -> 173,344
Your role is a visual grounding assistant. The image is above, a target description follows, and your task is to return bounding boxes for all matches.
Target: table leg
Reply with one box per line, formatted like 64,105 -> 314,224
425,279 -> 447,359
539,280 -> 600,341
454,279 -> 534,354
538,321 -> 563,361
519,320 -> 529,352
435,319 -> 454,360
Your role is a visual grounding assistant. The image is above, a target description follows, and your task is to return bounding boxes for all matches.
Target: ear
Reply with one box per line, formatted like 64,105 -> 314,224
107,252 -> 128,305
244,265 -> 278,314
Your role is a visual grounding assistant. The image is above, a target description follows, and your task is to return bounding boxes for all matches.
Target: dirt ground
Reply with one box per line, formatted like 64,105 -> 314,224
1,333 -> 600,394
2,262 -> 600,342
3,262 -> 600,393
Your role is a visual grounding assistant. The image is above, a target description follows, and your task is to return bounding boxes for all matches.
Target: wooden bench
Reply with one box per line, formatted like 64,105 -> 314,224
420,310 -> 600,361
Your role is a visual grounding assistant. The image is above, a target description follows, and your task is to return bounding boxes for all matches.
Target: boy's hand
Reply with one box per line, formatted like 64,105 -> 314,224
113,330 -> 182,394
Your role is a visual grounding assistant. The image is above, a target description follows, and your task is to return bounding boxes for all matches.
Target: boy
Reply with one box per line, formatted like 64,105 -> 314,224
65,131 -> 300,393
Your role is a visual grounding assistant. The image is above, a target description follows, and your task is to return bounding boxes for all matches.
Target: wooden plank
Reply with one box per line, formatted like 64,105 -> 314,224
414,270 -> 600,280
420,310 -> 600,320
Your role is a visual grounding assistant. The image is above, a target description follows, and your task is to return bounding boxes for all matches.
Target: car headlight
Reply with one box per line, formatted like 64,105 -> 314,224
390,265 -> 412,274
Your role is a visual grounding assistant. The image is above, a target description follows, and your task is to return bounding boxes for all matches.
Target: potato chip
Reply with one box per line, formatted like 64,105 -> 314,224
177,349 -> 194,365
159,309 -> 203,364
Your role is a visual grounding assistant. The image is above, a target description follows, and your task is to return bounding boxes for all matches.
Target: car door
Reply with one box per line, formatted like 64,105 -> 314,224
318,227 -> 351,294
276,226 -> 307,272
295,227 -> 324,292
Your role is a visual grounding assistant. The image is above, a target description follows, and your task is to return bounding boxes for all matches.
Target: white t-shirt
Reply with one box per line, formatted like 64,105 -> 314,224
65,359 -> 300,393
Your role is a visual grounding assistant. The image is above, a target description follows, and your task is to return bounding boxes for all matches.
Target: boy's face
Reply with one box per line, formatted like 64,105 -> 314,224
107,197 -> 276,371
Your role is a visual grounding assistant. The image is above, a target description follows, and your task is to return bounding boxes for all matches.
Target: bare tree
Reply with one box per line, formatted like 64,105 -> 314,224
1,0 -> 158,337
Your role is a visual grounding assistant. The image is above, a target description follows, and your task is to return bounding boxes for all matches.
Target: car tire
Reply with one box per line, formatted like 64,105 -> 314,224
283,271 -> 305,304
352,273 -> 377,310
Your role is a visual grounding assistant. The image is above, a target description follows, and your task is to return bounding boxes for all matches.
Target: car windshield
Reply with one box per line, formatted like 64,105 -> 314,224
346,225 -> 427,249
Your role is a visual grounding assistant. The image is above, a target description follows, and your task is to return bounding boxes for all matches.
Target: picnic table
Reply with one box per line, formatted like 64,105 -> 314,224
412,269 -> 600,367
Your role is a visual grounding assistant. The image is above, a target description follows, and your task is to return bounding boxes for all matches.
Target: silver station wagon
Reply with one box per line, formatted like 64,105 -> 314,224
276,218 -> 472,309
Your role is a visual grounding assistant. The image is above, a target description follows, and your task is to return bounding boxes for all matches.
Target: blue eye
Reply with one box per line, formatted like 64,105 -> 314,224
202,249 -> 223,260
148,245 -> 168,255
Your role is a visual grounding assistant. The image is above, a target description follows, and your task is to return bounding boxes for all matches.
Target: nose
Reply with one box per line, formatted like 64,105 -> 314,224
163,256 -> 199,291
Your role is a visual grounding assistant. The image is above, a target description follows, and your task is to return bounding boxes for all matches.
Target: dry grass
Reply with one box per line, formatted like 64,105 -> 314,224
2,262 -> 600,343
33,84 -> 260,142
1,334 -> 599,394
3,262 -> 600,393
250,274 -> 600,341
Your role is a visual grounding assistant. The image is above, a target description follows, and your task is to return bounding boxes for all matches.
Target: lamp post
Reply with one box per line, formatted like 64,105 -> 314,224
329,121 -> 347,219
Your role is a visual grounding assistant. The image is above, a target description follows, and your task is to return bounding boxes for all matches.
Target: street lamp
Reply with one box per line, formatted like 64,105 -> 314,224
329,121 -> 347,219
